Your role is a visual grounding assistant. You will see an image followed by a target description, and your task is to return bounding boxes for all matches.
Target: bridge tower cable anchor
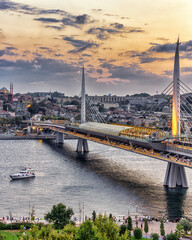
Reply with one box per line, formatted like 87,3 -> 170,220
164,37 -> 188,188
76,66 -> 89,152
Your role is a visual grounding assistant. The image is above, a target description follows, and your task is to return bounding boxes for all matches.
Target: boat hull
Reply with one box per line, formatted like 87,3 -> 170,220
10,175 -> 35,180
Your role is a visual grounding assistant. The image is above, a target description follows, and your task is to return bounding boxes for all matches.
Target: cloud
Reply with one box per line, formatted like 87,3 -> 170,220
87,24 -> 144,40
61,14 -> 94,28
45,25 -> 63,30
97,77 -> 130,84
6,46 -> 17,50
92,9 -> 102,12
100,62 -> 169,86
181,67 -> 192,73
149,40 -> 192,53
63,36 -> 99,53
82,53 -> 91,57
0,47 -> 18,56
0,50 -> 5,56
119,47 -> 172,64
75,14 -> 91,24
34,13 -> 94,30
105,13 -> 119,17
0,57 -> 86,94
121,17 -> 129,19
34,17 -> 60,23
110,22 -> 124,29
0,0 -> 69,16
96,69 -> 103,74
156,37 -> 169,41
140,57 -> 167,64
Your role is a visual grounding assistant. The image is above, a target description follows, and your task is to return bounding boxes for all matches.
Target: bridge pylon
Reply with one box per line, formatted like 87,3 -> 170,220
76,66 -> 89,153
56,132 -> 64,144
164,38 -> 188,188
164,162 -> 188,188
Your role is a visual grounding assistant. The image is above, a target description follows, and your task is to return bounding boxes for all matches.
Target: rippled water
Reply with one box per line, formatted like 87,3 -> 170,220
0,139 -> 192,219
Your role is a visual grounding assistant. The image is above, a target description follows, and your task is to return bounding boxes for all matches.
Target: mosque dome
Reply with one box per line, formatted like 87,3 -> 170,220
0,87 -> 9,94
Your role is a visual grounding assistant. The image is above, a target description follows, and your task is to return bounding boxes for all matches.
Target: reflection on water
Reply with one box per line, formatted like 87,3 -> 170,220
0,139 -> 191,219
165,187 -> 187,220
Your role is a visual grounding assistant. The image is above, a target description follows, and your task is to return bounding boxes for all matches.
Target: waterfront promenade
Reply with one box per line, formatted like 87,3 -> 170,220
0,216 -> 177,236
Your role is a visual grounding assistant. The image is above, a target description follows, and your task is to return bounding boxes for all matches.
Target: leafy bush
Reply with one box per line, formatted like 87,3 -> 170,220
166,233 -> 178,240
0,223 -> 6,230
179,218 -> 191,233
1,223 -> 32,230
119,225 -> 127,236
134,228 -> 142,239
151,233 -> 159,240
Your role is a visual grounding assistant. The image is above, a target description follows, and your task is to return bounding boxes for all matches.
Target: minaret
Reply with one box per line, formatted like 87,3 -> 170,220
172,37 -> 180,136
10,83 -> 13,96
81,66 -> 86,124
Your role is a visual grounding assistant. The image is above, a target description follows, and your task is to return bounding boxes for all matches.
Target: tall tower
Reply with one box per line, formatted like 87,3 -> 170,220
8,83 -> 13,103
81,66 -> 86,124
10,83 -> 13,96
164,38 -> 188,188
76,66 -> 89,152
172,38 -> 180,136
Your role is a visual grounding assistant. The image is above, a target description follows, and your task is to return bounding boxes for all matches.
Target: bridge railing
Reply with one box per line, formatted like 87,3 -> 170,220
167,143 -> 192,155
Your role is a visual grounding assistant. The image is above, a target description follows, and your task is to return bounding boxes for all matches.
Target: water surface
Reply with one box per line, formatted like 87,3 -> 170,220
0,139 -> 192,219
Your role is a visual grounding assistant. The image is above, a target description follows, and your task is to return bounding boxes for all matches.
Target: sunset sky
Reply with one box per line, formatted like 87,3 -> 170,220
1,0 -> 192,95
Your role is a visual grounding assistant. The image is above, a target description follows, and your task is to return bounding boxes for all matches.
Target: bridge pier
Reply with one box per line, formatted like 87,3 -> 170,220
56,132 -> 64,144
164,162 -> 188,188
27,126 -> 32,134
76,138 -> 89,152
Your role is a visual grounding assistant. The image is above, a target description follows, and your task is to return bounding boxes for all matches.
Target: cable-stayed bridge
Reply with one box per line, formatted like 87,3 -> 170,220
33,38 -> 192,189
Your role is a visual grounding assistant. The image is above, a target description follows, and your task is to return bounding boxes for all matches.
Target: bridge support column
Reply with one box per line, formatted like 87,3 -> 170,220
76,138 -> 89,152
27,126 -> 31,134
56,132 -> 64,144
164,162 -> 188,188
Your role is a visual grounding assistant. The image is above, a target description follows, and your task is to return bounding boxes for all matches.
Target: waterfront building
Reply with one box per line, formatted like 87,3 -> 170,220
88,95 -> 125,104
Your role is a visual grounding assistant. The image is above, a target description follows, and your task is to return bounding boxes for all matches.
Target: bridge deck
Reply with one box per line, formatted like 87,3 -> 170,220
34,122 -> 192,169
63,130 -> 192,169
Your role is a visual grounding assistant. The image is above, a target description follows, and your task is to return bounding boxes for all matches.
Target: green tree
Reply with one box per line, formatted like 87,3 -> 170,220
134,228 -> 142,239
119,225 -> 127,236
45,203 -> 74,229
144,219 -> 149,237
94,214 -> 119,240
76,220 -> 100,240
30,225 -> 39,239
128,230 -> 132,240
166,233 -> 178,240
92,210 -> 96,222
63,223 -> 77,239
151,233 -> 159,240
160,220 -> 165,237
175,223 -> 185,239
20,225 -> 25,235
120,230 -> 129,240
109,213 -> 113,220
39,225 -> 53,239
127,216 -> 133,231
179,218 -> 191,233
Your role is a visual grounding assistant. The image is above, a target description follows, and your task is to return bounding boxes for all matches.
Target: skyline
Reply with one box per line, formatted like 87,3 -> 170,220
1,0 -> 192,95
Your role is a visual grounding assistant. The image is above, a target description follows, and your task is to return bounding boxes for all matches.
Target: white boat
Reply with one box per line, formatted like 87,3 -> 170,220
10,168 -> 35,180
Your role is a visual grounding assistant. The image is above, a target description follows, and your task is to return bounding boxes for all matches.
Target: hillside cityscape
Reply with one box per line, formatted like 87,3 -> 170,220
1,84 -> 192,133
